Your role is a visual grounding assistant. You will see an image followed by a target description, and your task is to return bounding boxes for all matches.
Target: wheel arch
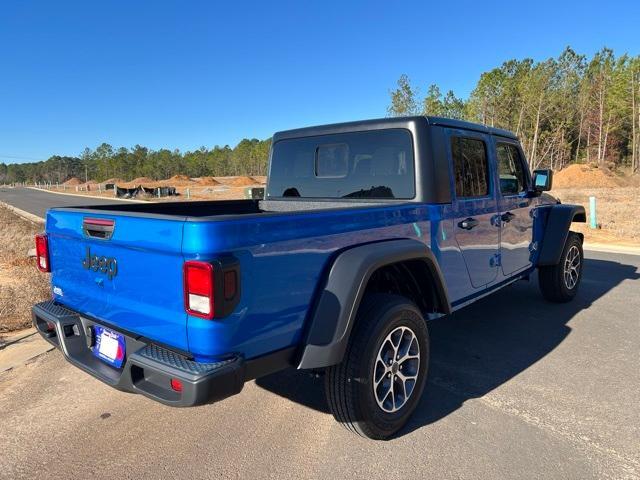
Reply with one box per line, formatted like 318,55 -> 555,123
296,239 -> 451,370
537,204 -> 586,267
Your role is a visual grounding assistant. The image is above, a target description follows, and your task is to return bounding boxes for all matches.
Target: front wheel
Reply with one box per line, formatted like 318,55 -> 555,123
539,231 -> 584,303
325,293 -> 429,440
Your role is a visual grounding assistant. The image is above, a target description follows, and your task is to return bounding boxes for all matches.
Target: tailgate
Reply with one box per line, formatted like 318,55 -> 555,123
46,209 -> 188,351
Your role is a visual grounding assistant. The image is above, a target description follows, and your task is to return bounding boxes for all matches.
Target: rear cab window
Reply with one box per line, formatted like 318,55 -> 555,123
267,129 -> 415,199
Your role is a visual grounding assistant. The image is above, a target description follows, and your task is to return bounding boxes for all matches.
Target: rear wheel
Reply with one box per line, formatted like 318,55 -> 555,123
539,231 -> 583,303
325,293 -> 429,439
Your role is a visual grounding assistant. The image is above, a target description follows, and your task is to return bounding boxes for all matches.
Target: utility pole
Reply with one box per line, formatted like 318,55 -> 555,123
85,165 -> 88,183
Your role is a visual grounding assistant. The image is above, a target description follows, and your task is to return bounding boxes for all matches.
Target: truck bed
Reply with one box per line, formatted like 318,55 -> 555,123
58,198 -> 402,219
61,199 -> 263,218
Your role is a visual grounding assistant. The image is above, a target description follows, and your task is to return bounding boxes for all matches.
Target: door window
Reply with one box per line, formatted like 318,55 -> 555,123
496,143 -> 527,195
451,136 -> 490,198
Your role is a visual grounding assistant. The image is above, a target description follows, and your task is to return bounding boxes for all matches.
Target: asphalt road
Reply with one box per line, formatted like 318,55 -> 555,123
0,186 -> 128,218
1,250 -> 638,479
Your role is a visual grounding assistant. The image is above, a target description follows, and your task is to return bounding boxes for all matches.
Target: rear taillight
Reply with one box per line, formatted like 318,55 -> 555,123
183,258 -> 241,319
183,261 -> 214,319
35,234 -> 50,272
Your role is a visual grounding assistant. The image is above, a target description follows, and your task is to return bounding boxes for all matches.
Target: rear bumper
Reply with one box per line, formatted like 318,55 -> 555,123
32,300 -> 245,407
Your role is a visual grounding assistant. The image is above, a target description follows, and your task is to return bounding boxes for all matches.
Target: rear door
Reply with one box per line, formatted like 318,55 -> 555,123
495,139 -> 534,276
448,130 -> 500,288
46,210 -> 189,351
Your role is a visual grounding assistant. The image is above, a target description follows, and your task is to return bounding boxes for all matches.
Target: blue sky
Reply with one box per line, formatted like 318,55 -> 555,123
1,0 -> 639,163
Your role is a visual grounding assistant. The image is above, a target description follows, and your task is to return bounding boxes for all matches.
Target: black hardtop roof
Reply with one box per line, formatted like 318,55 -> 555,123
426,116 -> 517,139
273,115 -> 517,141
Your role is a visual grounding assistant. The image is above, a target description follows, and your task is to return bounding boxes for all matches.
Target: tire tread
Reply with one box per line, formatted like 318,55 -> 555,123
539,231 -> 583,303
325,293 -> 427,439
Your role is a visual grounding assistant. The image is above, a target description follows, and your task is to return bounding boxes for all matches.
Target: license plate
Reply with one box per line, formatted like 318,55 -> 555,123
92,326 -> 126,368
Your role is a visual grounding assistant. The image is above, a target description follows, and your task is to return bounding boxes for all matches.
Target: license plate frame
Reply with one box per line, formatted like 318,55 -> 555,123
91,325 -> 126,368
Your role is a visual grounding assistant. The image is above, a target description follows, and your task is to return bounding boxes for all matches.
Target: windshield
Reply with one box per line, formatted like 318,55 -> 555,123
266,129 -> 415,199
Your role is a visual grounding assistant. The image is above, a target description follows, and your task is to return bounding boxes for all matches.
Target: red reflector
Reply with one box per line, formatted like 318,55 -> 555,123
84,217 -> 115,227
170,378 -> 183,392
35,234 -> 50,272
183,261 -> 214,319
46,321 -> 55,332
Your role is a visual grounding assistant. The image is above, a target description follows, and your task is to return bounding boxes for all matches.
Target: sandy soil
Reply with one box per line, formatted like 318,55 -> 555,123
552,186 -> 640,246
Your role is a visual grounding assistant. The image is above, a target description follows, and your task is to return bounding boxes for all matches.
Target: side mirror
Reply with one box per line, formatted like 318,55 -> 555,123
532,169 -> 553,192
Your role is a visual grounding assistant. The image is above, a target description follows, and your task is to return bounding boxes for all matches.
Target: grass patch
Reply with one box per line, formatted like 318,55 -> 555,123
0,205 -> 50,334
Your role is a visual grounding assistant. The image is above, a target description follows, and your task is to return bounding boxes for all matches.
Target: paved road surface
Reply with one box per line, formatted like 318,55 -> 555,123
1,250 -> 638,479
0,187 -> 127,218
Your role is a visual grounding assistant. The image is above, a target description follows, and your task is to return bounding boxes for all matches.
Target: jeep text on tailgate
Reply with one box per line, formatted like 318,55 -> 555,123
33,116 -> 585,439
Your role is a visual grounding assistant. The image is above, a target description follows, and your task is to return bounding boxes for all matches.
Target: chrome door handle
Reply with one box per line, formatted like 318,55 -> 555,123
458,217 -> 479,230
501,212 -> 516,223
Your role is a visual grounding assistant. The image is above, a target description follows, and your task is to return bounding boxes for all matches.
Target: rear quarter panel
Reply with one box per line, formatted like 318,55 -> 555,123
182,203 -> 472,361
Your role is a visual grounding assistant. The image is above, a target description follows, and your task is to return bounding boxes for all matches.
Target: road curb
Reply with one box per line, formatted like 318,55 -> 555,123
584,244 -> 640,256
0,200 -> 45,223
0,329 -> 37,350
27,186 -> 144,203
0,330 -> 54,374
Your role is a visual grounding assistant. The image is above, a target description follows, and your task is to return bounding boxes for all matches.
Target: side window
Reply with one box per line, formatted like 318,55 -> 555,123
451,136 -> 490,198
496,143 -> 527,195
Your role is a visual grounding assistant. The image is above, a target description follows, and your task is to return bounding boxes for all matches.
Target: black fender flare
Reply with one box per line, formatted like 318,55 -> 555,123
537,204 -> 586,266
296,239 -> 451,370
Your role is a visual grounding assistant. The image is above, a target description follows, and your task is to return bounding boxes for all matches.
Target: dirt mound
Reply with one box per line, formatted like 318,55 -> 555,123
116,177 -> 157,188
553,164 -> 620,189
197,176 -> 220,186
78,180 -> 98,189
102,178 -> 123,184
168,174 -> 191,182
229,177 -> 256,187
130,177 -> 155,185
164,175 -> 194,186
63,177 -> 82,186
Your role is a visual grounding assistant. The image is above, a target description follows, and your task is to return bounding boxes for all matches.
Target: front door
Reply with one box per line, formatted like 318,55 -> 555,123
495,140 -> 534,276
449,132 -> 500,288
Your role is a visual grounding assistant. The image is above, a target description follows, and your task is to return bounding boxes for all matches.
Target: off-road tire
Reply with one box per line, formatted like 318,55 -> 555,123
539,231 -> 583,303
325,293 -> 429,440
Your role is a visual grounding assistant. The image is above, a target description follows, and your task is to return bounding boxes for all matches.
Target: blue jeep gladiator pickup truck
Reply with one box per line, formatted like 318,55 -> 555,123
33,116 -> 585,439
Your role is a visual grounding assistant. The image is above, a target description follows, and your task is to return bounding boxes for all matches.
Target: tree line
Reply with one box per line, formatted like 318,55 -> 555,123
0,138 -> 271,184
388,47 -> 640,173
4,46 -> 638,184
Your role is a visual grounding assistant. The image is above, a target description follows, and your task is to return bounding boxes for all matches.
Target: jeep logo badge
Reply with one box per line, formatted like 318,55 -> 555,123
82,247 -> 118,280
